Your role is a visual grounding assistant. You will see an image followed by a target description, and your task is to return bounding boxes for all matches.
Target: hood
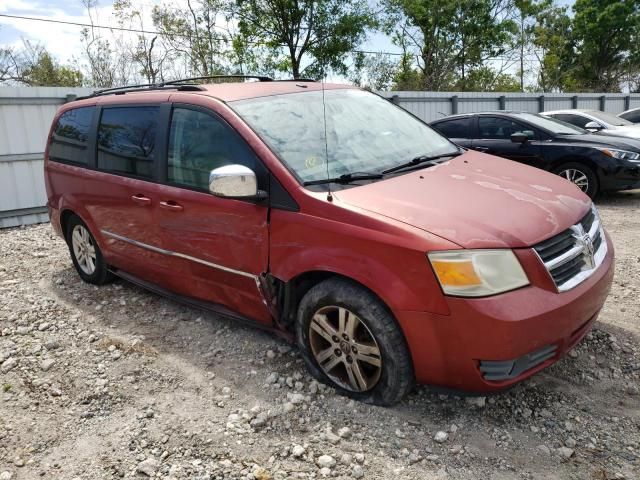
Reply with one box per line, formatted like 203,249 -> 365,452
607,125 -> 640,139
334,151 -> 591,249
558,132 -> 640,151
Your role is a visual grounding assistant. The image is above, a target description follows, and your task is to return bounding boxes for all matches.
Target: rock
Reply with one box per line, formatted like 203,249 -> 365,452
41,359 -> 56,372
565,438 -> 577,448
12,459 -> 23,468
337,426 -> 352,439
395,429 -> 406,438
316,455 -> 336,468
253,467 -> 272,480
0,472 -> 12,480
136,458 -> 159,476
266,350 -> 276,359
291,445 -> 305,458
537,445 -> 551,455
434,431 -> 448,443
266,372 -> 278,384
289,393 -> 305,405
1,358 -> 17,373
354,453 -> 365,464
557,447 -> 574,459
352,465 -> 365,478
340,453 -> 352,465
319,467 -> 331,477
325,430 -> 341,444
466,396 -> 486,408
38,322 -> 51,331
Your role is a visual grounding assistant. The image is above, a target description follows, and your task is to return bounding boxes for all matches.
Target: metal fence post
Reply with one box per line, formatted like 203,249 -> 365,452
65,94 -> 77,103
538,95 -> 545,113
572,95 -> 578,109
625,95 -> 631,111
498,95 -> 506,110
391,95 -> 400,105
451,95 -> 459,115
599,95 -> 606,111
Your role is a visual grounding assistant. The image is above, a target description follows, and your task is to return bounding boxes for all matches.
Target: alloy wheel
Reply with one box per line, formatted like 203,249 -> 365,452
559,168 -> 589,192
71,224 -> 97,275
308,305 -> 382,392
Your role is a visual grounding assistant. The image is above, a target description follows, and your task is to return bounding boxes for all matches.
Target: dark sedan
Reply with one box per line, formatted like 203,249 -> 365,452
430,111 -> 640,198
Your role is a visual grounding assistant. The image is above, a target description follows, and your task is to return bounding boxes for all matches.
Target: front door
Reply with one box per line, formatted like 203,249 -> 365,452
154,105 -> 272,324
473,116 -> 544,168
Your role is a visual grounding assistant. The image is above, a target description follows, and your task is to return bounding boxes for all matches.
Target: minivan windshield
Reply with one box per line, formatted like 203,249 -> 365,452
514,112 -> 586,135
231,89 -> 458,185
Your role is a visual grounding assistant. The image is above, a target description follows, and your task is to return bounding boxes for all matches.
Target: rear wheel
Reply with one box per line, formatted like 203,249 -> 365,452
66,215 -> 113,285
553,162 -> 598,199
296,277 -> 414,405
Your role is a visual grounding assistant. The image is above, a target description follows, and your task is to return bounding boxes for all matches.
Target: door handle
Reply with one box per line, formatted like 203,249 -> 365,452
159,200 -> 184,212
131,194 -> 151,205
474,146 -> 489,152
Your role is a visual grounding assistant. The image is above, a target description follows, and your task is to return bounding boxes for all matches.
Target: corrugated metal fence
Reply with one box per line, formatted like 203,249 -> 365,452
1,87 -> 640,228
379,91 -> 640,123
0,87 -> 92,228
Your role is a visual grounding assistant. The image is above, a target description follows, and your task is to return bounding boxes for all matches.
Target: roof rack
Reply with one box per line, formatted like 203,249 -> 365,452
80,74 -> 316,99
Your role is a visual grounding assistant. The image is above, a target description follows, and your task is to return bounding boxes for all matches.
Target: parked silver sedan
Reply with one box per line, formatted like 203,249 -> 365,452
542,109 -> 640,139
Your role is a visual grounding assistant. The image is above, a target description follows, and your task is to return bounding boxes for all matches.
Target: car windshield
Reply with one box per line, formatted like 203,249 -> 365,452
587,110 -> 634,126
231,89 -> 458,185
515,112 -> 586,135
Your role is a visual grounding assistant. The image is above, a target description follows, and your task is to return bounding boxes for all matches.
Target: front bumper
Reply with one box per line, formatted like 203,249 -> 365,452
599,161 -> 640,191
397,234 -> 615,392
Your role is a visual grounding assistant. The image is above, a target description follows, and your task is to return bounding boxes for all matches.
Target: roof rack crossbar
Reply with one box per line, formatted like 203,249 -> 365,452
82,84 -> 205,99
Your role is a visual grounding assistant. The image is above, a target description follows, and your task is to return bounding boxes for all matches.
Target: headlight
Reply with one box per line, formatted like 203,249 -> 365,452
427,249 -> 529,297
598,148 -> 640,162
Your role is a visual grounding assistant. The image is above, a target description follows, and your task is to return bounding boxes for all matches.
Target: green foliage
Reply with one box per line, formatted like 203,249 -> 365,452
18,43 -> 83,87
384,0 -> 517,91
233,0 -> 376,79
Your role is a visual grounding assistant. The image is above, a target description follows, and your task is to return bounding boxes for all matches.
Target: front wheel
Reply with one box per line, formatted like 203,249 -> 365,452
296,277 -> 414,406
553,162 -> 599,199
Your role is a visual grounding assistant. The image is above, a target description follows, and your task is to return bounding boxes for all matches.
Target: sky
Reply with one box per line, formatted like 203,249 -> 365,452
0,0 -> 400,68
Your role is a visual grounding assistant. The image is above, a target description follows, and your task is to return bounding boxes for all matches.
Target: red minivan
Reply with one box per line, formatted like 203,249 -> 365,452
44,77 -> 614,405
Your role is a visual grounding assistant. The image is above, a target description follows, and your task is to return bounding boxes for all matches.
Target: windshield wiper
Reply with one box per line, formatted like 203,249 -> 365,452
382,150 -> 463,175
303,172 -> 384,186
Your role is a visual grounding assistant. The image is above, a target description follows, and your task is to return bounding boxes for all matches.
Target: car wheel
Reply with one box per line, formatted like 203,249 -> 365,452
296,277 -> 414,406
66,214 -> 113,285
554,162 -> 598,199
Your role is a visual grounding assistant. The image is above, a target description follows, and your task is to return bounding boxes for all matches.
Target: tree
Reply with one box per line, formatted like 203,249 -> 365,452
384,0 -> 518,91
152,0 -> 230,77
232,0 -> 376,79
113,0 -> 171,83
570,0 -> 640,92
531,3 -> 573,92
349,52 -> 399,91
0,38 -> 83,87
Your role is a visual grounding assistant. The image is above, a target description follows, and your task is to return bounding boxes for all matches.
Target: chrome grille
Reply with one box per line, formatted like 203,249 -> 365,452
533,205 -> 607,292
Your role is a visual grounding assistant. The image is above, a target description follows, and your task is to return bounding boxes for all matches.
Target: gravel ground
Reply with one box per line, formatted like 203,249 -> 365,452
1,191 -> 639,480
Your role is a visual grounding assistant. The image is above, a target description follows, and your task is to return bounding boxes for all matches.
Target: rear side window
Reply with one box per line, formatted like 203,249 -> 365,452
620,110 -> 640,123
49,106 -> 95,165
167,107 -> 256,190
97,106 -> 159,179
433,117 -> 471,139
552,113 -> 591,129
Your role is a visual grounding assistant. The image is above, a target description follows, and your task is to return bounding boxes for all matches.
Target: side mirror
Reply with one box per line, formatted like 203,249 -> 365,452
585,121 -> 604,132
209,164 -> 263,199
511,132 -> 529,144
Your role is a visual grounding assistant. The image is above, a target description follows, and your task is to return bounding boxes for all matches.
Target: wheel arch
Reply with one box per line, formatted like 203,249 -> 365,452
549,155 -> 600,176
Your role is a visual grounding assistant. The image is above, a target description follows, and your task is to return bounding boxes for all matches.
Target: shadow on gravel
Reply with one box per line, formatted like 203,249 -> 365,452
595,188 -> 640,207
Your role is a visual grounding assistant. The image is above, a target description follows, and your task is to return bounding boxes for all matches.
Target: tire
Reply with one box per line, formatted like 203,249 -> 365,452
553,162 -> 599,199
296,277 -> 414,406
65,214 -> 113,285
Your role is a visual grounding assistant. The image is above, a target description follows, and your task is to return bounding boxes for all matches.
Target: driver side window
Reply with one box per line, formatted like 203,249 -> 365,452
478,117 -> 535,140
168,107 -> 257,190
